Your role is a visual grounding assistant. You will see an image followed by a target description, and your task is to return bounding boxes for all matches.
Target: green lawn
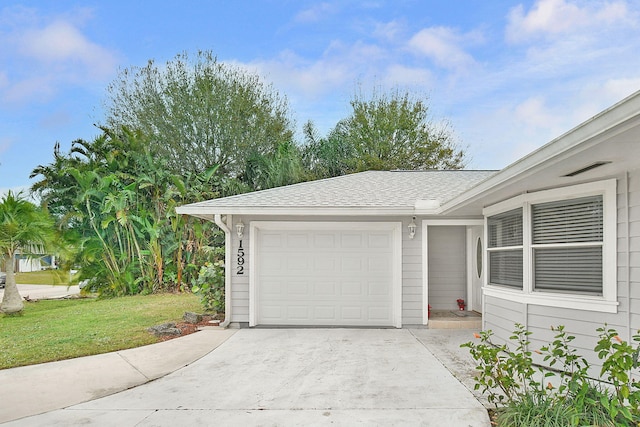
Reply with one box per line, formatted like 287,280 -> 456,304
0,293 -> 203,369
15,270 -> 77,286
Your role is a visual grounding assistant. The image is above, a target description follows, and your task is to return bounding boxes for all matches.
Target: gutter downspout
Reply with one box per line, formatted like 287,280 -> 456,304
214,214 -> 232,328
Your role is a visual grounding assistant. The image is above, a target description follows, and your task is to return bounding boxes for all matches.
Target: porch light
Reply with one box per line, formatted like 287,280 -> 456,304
408,217 -> 417,239
236,220 -> 245,239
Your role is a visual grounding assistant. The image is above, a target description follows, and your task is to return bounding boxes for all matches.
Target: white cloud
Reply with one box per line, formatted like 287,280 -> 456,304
506,0 -> 632,43
294,3 -> 337,23
407,26 -> 476,70
232,39 -> 392,101
0,6 -> 120,107
19,20 -> 117,79
599,78 -> 640,102
514,96 -> 563,131
2,75 -> 56,105
383,65 -> 433,88
373,20 -> 404,42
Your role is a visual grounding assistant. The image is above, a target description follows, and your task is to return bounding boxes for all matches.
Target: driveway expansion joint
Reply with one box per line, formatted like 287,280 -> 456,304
117,352 -> 152,382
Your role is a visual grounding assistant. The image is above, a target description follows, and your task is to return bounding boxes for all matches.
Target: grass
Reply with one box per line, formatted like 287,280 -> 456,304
0,293 -> 203,369
15,270 -> 77,286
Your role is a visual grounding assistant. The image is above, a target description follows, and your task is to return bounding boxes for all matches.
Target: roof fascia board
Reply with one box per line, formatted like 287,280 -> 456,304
176,206 -> 417,217
439,90 -> 640,214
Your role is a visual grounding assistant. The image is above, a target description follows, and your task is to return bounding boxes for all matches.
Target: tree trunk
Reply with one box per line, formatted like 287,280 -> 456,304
1,253 -> 24,313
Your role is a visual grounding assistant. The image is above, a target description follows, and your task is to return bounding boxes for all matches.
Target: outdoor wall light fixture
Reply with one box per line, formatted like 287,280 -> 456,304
408,216 -> 417,239
236,220 -> 245,240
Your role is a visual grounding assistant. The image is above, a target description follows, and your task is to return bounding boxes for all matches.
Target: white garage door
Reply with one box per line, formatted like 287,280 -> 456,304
252,222 -> 401,327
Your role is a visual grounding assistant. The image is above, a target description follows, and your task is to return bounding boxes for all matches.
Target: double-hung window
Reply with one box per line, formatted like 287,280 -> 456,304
483,180 -> 617,313
488,208 -> 523,290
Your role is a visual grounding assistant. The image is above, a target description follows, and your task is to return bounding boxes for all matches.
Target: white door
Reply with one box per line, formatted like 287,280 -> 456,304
252,222 -> 401,327
469,226 -> 484,313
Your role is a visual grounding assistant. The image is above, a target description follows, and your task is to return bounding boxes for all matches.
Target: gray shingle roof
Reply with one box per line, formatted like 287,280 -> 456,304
177,170 -> 496,216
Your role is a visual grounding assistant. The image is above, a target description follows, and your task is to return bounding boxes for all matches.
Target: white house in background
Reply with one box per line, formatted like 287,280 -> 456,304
177,90 -> 640,356
1,251 -> 55,273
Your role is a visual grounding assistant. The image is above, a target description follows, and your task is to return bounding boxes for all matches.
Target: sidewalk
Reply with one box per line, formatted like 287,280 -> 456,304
0,327 -> 237,424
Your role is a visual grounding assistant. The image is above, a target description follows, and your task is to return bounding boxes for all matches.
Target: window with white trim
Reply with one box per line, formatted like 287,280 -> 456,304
487,208 -> 523,290
483,180 -> 617,313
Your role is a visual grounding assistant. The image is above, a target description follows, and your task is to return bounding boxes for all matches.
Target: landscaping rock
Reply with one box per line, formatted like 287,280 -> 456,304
148,322 -> 182,337
183,312 -> 203,324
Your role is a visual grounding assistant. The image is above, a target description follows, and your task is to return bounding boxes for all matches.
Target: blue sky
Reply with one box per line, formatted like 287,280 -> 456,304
1,0 -> 639,195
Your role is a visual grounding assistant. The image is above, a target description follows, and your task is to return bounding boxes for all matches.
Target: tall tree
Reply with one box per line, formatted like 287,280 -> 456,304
103,50 -> 294,178
304,88 -> 466,178
0,191 -> 53,313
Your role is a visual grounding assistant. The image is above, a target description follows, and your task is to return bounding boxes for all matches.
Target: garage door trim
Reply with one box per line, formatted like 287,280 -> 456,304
249,221 -> 403,328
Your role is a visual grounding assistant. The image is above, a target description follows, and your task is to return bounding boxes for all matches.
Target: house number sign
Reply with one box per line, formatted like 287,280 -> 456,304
237,240 -> 245,275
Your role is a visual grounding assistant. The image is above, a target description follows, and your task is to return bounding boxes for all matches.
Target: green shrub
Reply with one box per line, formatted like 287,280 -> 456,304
462,324 -> 640,426
496,392 -> 578,427
191,261 -> 225,314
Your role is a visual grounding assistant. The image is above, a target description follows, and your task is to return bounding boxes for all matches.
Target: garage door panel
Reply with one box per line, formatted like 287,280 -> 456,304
368,280 -> 391,296
261,305 -> 283,320
261,233 -> 284,248
341,306 -> 363,320
314,306 -> 336,320
341,257 -> 364,273
314,258 -> 336,271
367,256 -> 392,272
260,279 -> 283,295
286,280 -> 309,295
256,226 -> 398,326
259,254 -> 284,274
286,255 -> 311,271
369,233 -> 391,248
286,233 -> 309,248
368,307 -> 391,321
341,280 -> 362,296
314,280 -> 337,296
341,233 -> 364,248
287,306 -> 310,320
314,233 -> 336,248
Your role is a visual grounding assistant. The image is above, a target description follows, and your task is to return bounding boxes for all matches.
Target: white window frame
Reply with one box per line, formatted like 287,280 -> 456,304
483,179 -> 618,313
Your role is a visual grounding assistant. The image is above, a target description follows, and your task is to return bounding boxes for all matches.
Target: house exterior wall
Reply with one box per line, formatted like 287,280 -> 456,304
483,169 -> 640,367
226,215 -> 432,326
427,226 -> 466,310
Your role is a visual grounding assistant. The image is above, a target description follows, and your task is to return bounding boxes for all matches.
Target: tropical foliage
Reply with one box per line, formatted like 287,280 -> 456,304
31,128 -> 220,296
0,191 -> 54,313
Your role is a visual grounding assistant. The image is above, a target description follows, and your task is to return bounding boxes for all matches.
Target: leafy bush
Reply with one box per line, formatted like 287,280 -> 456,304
462,324 -> 640,426
191,261 -> 225,314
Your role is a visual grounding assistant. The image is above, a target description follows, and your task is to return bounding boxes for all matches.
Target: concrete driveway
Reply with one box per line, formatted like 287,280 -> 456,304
8,329 -> 489,426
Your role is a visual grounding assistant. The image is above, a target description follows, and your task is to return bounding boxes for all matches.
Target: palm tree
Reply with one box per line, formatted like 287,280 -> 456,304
0,191 -> 53,313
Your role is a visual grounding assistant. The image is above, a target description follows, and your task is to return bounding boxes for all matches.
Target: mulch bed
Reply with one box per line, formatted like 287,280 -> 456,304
158,314 -> 223,341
